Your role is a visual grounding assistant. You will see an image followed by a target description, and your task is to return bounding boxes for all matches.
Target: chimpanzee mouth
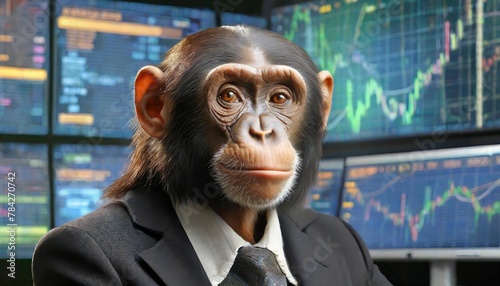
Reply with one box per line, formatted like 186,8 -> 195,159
218,163 -> 294,179
219,162 -> 292,172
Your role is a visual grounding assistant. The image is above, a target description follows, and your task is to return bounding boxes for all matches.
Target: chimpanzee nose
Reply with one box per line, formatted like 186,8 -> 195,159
249,126 -> 273,141
231,113 -> 286,145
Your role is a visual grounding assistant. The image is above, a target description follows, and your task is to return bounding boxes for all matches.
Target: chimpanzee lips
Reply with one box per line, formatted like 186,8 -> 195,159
218,163 -> 294,180
220,162 -> 292,172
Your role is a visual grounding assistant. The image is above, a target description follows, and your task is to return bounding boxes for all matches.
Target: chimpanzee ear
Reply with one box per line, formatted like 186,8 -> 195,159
134,65 -> 169,139
318,70 -> 334,131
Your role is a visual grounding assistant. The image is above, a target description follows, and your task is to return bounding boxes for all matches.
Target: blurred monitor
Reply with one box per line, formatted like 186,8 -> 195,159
271,1 -> 500,142
221,12 -> 267,28
306,159 -> 344,216
54,144 -> 131,226
0,0 -> 49,134
340,145 -> 500,259
0,143 -> 49,259
54,0 -> 216,138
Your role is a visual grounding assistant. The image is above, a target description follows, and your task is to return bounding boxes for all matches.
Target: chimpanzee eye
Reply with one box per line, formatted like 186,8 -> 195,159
219,89 -> 240,103
270,93 -> 289,104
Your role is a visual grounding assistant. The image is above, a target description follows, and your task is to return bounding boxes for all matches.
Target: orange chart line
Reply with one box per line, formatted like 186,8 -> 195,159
57,16 -> 183,38
0,66 -> 47,81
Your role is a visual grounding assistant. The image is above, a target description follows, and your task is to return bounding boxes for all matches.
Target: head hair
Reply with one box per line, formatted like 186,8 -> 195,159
104,26 -> 325,212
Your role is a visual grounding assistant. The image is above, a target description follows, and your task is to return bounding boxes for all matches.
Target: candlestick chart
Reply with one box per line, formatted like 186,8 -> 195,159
340,146 -> 500,249
271,0 -> 500,141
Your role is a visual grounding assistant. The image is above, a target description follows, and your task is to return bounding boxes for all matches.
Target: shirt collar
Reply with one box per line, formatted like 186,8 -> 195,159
175,204 -> 298,286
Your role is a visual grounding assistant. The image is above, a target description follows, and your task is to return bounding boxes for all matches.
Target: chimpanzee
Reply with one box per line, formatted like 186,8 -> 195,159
33,26 -> 391,286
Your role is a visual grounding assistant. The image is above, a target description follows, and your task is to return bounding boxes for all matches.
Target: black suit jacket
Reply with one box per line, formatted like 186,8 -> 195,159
32,189 -> 392,285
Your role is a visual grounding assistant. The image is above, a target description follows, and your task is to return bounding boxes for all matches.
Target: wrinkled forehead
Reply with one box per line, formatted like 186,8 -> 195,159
204,63 -> 307,93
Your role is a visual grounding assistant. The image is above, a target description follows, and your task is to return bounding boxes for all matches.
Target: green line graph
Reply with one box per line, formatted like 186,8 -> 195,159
272,0 -> 491,141
353,181 -> 500,242
339,150 -> 500,247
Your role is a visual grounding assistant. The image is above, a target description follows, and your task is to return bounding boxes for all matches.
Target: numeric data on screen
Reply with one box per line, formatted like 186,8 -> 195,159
0,143 -> 49,258
0,0 -> 49,134
54,144 -> 131,226
54,0 -> 215,138
306,159 -> 344,216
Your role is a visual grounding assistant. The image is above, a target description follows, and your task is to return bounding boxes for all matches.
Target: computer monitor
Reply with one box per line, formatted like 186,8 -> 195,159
271,1 -> 500,142
340,145 -> 500,259
0,0 -> 49,134
54,144 -> 131,226
0,143 -> 49,259
54,0 -> 216,138
221,12 -> 267,29
306,159 -> 344,216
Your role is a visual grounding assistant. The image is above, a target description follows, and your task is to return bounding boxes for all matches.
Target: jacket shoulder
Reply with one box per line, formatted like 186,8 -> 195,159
302,211 -> 373,269
33,200 -> 162,285
65,201 -> 130,231
67,200 -> 159,253
281,208 -> 392,286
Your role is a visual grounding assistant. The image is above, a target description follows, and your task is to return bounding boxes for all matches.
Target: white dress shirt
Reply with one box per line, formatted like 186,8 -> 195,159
175,204 -> 298,286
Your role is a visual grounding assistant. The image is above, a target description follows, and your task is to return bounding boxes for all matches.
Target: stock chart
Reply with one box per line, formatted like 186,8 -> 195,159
54,0 -> 215,138
340,146 -> 500,249
272,0 -> 500,141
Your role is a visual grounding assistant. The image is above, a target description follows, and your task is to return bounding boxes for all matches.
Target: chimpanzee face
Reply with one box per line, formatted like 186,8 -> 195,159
203,52 -> 308,208
108,26 -> 333,211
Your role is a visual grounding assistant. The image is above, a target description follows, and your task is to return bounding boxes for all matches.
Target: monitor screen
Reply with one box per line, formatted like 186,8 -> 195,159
305,159 -> 344,216
221,12 -> 267,28
0,143 -> 49,259
54,0 -> 216,138
54,144 -> 131,226
340,145 -> 500,259
0,0 -> 49,134
271,1 -> 500,142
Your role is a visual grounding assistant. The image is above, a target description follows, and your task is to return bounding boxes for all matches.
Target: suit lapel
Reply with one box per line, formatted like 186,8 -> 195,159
280,208 -> 352,286
138,215 -> 211,285
122,189 -> 211,286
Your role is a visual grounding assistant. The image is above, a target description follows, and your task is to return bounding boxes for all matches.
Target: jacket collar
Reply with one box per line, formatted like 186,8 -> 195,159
280,208 -> 350,286
122,189 -> 211,285
122,189 -> 173,233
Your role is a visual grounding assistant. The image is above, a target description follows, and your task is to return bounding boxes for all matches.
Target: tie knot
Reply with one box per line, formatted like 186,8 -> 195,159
219,246 -> 288,286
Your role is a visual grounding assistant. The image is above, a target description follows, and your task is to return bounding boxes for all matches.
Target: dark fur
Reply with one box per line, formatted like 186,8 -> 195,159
104,26 -> 325,212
